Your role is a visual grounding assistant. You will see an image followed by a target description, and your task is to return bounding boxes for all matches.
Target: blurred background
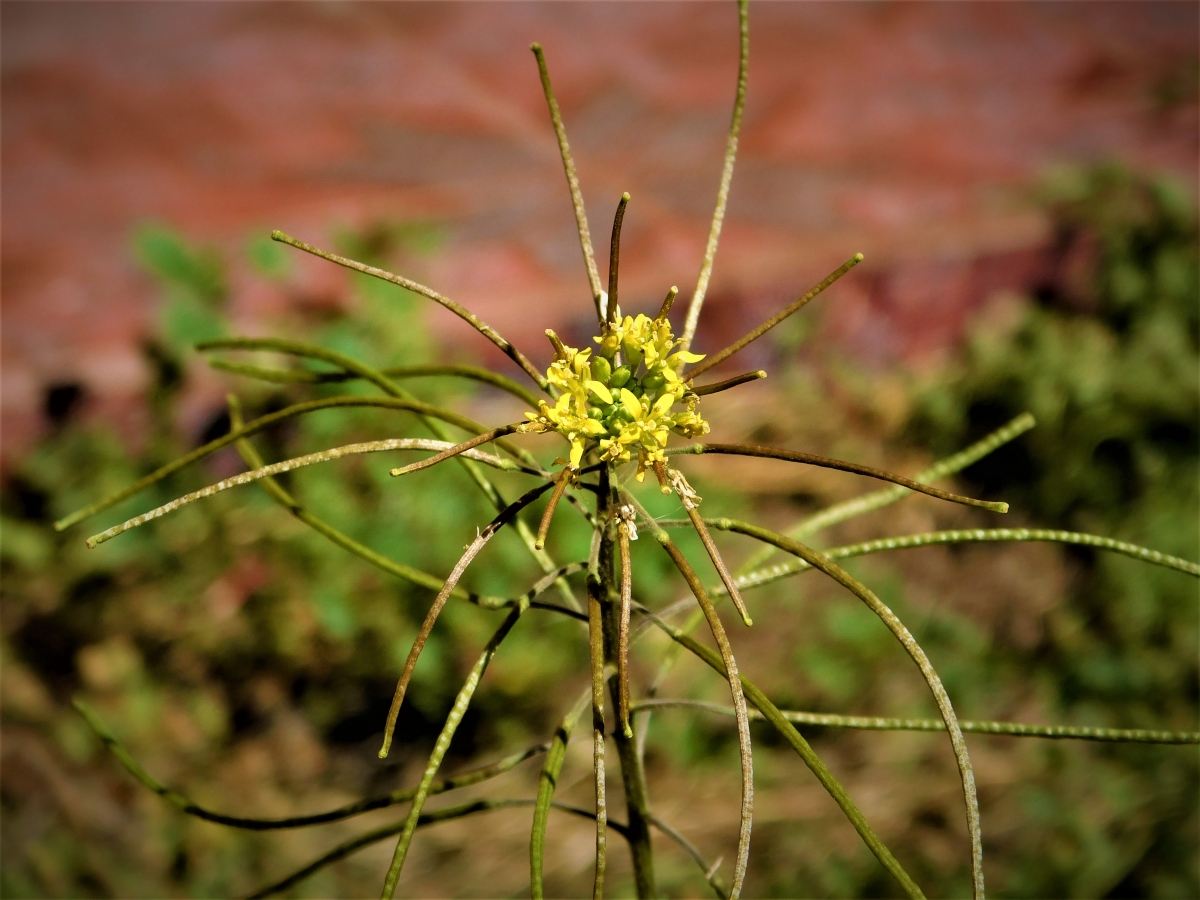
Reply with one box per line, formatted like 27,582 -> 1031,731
2,2 -> 1197,897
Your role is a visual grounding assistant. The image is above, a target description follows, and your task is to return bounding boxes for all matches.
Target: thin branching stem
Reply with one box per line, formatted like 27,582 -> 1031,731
390,423 -> 527,477
269,231 -> 548,389
380,481 -> 555,759
632,700 -> 1200,744
206,358 -> 543,407
648,814 -> 728,900
607,193 -> 631,325
691,370 -> 766,396
622,491 -> 753,900
738,412 -> 1036,574
717,520 -> 985,899
530,43 -> 605,319
671,442 -> 1010,514
637,609 -> 926,900
249,798 -> 631,900
60,395 -> 494,535
686,253 -> 863,377
680,0 -> 749,351
74,697 -> 550,828
532,688 -> 592,899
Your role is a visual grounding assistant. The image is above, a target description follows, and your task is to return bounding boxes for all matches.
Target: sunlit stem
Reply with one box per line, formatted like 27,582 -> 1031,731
656,285 -> 679,322
586,507 -> 609,900
379,481 -> 553,760
608,192 -> 631,325
669,467 -> 752,626
680,0 -> 749,351
670,441 -> 1009,514
390,423 -> 526,477
617,514 -> 635,738
536,467 -> 573,550
691,370 -> 766,397
530,42 -> 606,319
531,688 -> 591,899
685,252 -> 863,379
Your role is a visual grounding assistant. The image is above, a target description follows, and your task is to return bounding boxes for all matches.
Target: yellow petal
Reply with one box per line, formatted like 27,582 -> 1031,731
620,388 -> 642,419
569,441 -> 584,468
586,381 -> 613,404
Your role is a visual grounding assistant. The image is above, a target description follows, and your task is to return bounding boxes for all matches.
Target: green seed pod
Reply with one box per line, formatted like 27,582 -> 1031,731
642,370 -> 666,391
588,407 -> 604,420
609,365 -> 632,389
623,342 -> 645,371
592,356 -> 612,384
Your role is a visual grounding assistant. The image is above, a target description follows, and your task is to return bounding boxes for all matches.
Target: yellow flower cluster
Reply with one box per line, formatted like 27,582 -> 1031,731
526,313 -> 709,478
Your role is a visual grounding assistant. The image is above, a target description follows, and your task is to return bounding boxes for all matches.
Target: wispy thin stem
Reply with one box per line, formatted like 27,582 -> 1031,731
530,43 -> 605,319
648,815 -> 728,900
270,231 -> 548,389
249,798 -> 630,900
74,697 -> 550,829
738,412 -> 1036,574
638,610 -> 926,900
531,688 -> 591,899
607,193 -> 631,325
623,491 -> 753,900
691,370 -> 766,397
632,700 -> 1200,744
207,357 -> 543,407
718,521 -> 984,899
379,481 -> 555,760
65,395 -> 491,539
671,442 -> 1009,514
685,253 -> 863,378
390,423 -> 527,477
680,0 -> 749,351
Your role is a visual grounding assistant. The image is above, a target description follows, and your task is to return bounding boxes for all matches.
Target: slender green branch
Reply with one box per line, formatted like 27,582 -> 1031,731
685,253 -> 863,377
75,696 -> 551,828
715,520 -> 984,898
206,358 -> 543,407
638,610 -> 926,900
680,0 -> 749,351
738,412 -> 1036,574
61,395 -> 490,537
532,688 -> 591,899
529,43 -> 606,319
671,442 -> 1009,514
269,232 -> 549,389
389,423 -> 528,477
247,798 -> 630,900
691,369 -> 766,397
380,480 -> 556,759
632,700 -> 1200,744
380,598 -> 534,899
648,814 -> 728,900
622,491 -> 753,900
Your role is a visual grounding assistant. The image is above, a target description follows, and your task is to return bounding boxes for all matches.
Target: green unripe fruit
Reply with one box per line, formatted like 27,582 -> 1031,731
592,356 -> 612,384
623,343 -> 644,370
609,366 -> 632,389
588,407 -> 604,420
642,370 -> 666,391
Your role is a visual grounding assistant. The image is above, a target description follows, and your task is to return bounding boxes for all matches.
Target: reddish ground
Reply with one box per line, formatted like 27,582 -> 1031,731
3,1 -> 1196,465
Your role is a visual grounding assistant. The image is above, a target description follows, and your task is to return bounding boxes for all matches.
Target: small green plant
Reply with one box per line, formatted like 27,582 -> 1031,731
57,4 -> 1198,898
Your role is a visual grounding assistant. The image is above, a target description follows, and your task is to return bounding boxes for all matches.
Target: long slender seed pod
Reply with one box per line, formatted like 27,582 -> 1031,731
738,412 -> 1036,574
617,511 -> 635,738
536,467 -> 573,550
529,43 -> 605,318
622,491 -> 753,900
691,370 -> 766,396
631,699 -> 1200,744
587,530 -> 609,900
86,438 -> 535,550
607,192 -> 631,324
671,442 -> 1009,514
74,697 -> 550,829
685,253 -> 863,378
680,0 -> 749,351
269,231 -> 548,389
531,688 -> 592,899
656,285 -> 679,322
226,398 -> 504,606
379,481 -> 555,759
206,358 -> 543,407
390,423 -> 527,477
716,521 -> 985,899
250,798 -> 630,900
70,396 -> 496,539
380,596 -> 544,900
637,611 -> 926,900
